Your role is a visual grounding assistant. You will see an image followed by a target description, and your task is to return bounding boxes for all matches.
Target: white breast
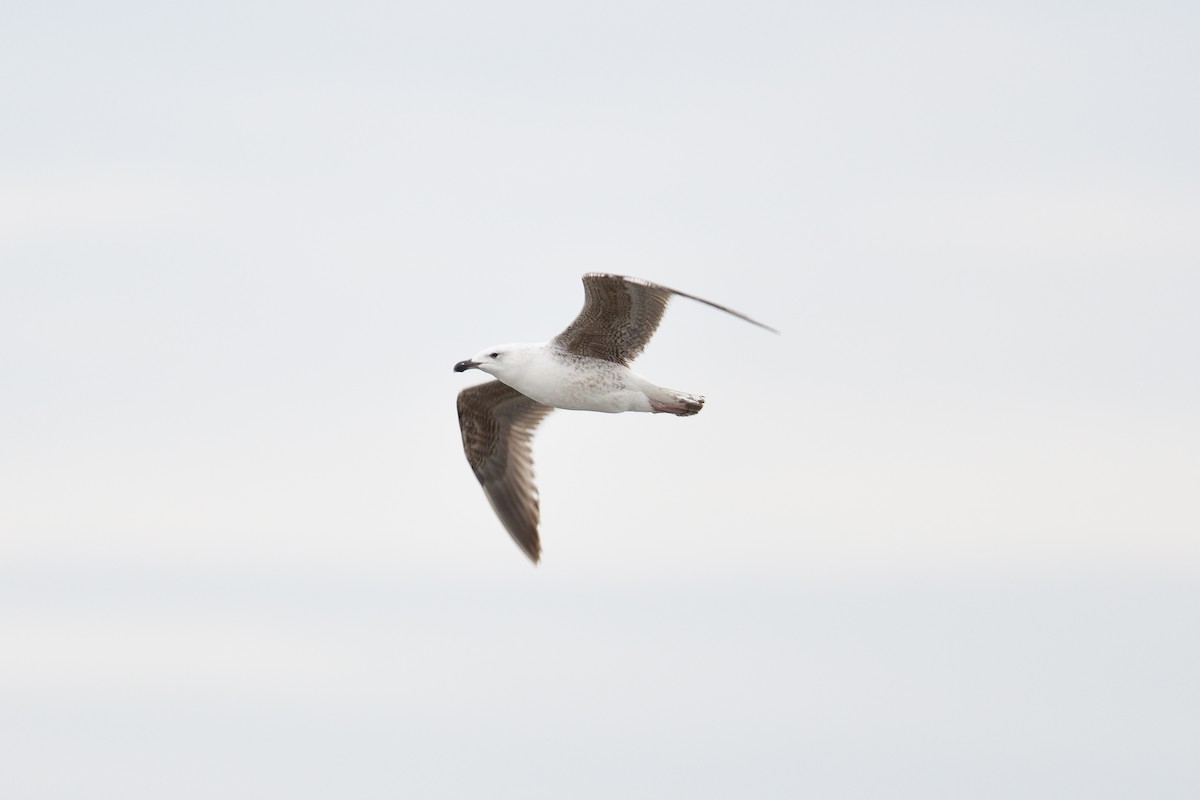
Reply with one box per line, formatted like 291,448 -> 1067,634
503,346 -> 652,413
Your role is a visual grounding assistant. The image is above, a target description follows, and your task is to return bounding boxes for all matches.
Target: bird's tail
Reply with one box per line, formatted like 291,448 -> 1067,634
648,389 -> 705,416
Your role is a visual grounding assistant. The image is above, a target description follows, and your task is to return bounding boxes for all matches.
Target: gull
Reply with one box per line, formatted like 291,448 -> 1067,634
453,273 -> 777,563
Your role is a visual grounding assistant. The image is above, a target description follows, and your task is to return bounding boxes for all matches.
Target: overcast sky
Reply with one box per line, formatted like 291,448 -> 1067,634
2,1 -> 1198,797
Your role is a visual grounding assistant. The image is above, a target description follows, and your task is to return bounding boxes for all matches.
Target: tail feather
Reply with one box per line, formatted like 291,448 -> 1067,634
649,390 -> 704,416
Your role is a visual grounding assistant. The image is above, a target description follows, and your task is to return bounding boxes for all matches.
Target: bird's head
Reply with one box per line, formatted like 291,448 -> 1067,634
453,345 -> 525,378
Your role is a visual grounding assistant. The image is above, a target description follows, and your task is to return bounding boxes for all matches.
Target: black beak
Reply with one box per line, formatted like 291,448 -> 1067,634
453,360 -> 479,373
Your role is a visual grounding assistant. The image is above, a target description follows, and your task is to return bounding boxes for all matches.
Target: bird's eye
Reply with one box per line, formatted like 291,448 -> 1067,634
489,352 -> 499,358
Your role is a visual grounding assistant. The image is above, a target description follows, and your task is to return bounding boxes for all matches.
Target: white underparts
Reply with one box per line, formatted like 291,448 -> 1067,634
494,344 -> 690,414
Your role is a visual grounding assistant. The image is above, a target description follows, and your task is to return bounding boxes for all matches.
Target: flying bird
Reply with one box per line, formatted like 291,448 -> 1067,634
453,273 -> 777,563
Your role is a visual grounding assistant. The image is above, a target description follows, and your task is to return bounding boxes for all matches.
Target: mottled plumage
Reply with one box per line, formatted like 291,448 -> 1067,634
454,273 -> 775,563
456,381 -> 552,562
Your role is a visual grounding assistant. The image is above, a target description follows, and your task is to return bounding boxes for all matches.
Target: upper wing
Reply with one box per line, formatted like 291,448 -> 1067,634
551,273 -> 778,365
456,380 -> 555,563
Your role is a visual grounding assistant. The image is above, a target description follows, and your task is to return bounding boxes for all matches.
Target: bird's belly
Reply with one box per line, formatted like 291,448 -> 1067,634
505,360 -> 651,413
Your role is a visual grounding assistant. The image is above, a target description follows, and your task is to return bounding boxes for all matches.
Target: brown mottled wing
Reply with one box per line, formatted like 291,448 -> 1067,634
551,273 -> 778,365
456,380 -> 554,563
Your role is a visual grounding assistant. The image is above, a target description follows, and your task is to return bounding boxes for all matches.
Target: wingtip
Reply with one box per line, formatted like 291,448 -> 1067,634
582,272 -> 779,334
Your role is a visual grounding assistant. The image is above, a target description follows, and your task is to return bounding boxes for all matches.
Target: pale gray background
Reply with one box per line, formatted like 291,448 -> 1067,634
2,1 -> 1198,798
